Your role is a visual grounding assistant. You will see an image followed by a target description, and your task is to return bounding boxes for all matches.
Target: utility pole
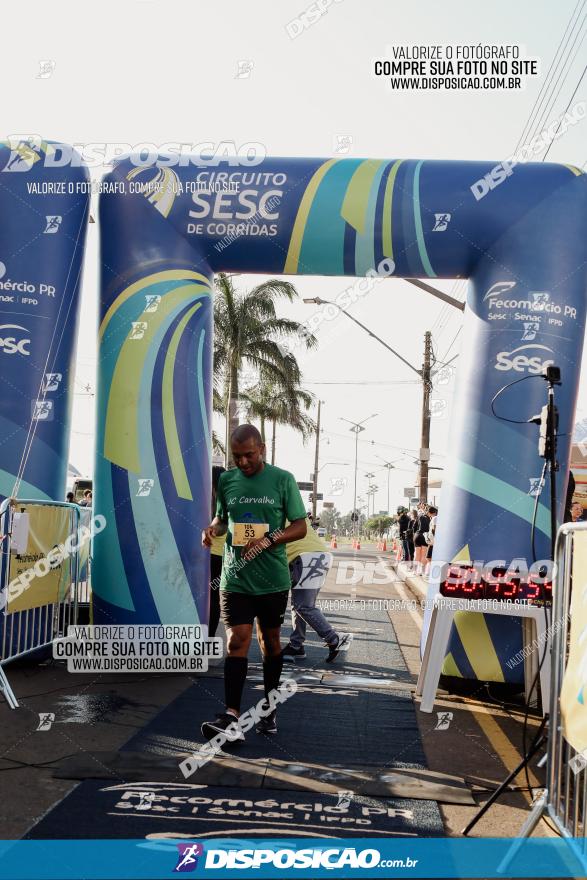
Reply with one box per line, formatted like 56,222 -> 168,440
419,331 -> 432,504
312,400 -> 322,521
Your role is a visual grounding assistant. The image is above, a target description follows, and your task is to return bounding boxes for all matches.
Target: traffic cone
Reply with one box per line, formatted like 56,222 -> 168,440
381,539 -> 387,552
355,539 -> 361,550
330,536 -> 337,549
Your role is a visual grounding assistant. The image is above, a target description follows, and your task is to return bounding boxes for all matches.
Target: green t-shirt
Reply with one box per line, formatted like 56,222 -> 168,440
215,463 -> 307,594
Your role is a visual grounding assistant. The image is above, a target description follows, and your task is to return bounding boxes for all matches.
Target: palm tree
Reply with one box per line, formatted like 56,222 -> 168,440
241,379 -> 315,464
214,273 -> 317,463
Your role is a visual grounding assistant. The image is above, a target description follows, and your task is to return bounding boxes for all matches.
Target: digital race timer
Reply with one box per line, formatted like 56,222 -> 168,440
439,563 -> 553,605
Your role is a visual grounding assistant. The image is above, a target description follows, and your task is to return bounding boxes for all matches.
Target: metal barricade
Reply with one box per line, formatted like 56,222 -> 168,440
501,521 -> 587,871
0,498 -> 86,709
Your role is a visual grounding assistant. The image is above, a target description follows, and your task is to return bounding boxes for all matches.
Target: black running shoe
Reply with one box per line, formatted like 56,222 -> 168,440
201,712 -> 244,743
255,711 -> 277,735
282,643 -> 306,662
326,632 -> 353,663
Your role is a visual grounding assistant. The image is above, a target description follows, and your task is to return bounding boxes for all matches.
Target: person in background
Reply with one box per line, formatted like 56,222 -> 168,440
397,506 -> 411,561
424,506 -> 438,576
414,503 -> 430,572
406,509 -> 417,566
571,501 -> 586,523
564,472 -> 576,523
79,489 -> 92,507
282,514 -> 352,663
66,491 -> 75,503
208,465 -> 227,638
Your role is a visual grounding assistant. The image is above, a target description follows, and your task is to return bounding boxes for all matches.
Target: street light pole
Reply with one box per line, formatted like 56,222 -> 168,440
312,400 -> 322,521
419,331 -> 432,504
364,473 -> 375,518
353,429 -> 360,534
340,415 -> 377,537
378,460 -> 395,515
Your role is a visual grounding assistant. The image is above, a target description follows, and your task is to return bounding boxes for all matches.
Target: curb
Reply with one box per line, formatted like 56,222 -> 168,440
391,560 -> 429,602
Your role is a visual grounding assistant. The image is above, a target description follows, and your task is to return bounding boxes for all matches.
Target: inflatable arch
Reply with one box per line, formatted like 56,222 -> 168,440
94,154 -> 586,684
2,143 -> 586,684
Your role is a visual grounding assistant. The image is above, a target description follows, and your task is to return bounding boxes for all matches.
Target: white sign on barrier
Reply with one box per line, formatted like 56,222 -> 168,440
10,512 -> 29,554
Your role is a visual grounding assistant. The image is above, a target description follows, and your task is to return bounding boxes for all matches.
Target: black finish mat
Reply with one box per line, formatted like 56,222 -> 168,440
26,780 -> 443,839
122,674 -> 426,769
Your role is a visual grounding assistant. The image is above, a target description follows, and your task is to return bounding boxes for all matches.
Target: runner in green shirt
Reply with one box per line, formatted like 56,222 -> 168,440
201,424 -> 307,740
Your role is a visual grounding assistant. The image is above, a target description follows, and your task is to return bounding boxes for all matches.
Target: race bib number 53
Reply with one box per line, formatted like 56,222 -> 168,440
232,522 -> 269,547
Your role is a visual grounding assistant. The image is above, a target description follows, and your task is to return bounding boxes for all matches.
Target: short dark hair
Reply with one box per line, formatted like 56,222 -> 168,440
428,506 -> 438,515
231,424 -> 263,446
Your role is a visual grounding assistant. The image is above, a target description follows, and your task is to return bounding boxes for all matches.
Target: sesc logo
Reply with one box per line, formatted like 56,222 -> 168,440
0,324 -> 31,356
495,344 -> 554,374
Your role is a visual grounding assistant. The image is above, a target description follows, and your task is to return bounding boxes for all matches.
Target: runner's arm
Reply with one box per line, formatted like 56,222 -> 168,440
267,517 -> 307,546
241,518 -> 307,558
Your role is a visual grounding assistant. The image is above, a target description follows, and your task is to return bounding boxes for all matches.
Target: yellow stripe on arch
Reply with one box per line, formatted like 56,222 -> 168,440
162,303 -> 202,500
382,160 -> 402,260
99,269 -> 210,340
442,652 -> 463,678
452,611 -> 505,683
104,283 -> 207,473
284,159 -> 338,274
341,159 -> 385,235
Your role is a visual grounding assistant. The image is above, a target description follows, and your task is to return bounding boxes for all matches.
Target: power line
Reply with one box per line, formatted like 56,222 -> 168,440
513,0 -> 585,153
323,426 -> 446,458
543,59 -> 587,159
440,326 -> 462,364
531,23 -> 586,153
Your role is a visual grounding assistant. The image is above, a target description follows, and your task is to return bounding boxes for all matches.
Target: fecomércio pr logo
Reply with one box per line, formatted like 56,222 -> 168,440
174,843 -> 204,872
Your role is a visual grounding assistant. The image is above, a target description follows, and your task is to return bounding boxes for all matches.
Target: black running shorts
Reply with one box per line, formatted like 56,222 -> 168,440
220,589 -> 289,629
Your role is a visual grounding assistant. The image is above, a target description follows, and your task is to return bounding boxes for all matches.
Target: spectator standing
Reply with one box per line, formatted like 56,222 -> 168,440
414,504 -> 430,572
405,509 -> 417,565
424,506 -> 438,576
397,506 -> 411,561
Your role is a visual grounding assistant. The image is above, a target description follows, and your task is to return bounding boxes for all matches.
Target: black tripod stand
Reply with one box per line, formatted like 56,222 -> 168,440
462,365 -> 560,836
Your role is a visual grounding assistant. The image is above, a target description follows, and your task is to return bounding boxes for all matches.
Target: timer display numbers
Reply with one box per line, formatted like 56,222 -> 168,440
439,563 -> 552,605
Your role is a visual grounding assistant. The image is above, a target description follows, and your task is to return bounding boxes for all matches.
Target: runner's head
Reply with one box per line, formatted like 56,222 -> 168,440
230,424 -> 265,477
